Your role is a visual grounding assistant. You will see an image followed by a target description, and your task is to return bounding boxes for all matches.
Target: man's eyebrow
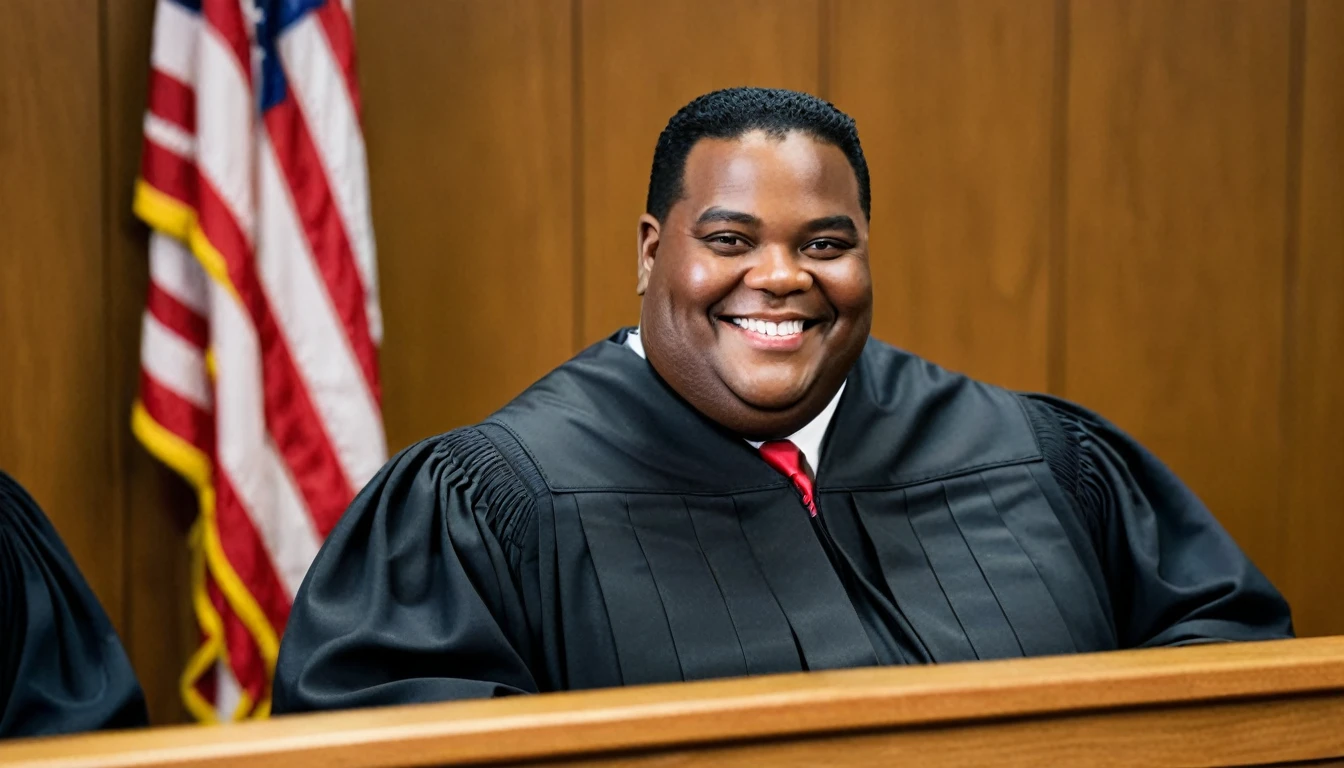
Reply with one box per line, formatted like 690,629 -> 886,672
804,215 -> 858,236
694,207 -> 761,227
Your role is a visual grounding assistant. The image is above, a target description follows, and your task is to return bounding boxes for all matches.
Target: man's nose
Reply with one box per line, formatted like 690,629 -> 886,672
743,244 -> 813,296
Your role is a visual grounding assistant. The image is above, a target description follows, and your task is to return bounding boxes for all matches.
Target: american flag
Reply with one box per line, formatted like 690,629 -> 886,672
131,0 -> 385,721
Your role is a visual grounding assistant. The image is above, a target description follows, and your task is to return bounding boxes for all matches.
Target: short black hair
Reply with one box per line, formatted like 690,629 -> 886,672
645,87 -> 870,222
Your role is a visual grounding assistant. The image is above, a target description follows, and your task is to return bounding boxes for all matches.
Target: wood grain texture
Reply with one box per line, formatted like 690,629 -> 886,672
357,0 -> 576,450
2,637 -> 1342,768
0,0 -> 122,619
1282,0 -> 1344,639
103,0 -> 197,724
578,0 -> 822,345
828,0 -> 1057,391
586,695 -> 1344,767
1063,0 -> 1292,575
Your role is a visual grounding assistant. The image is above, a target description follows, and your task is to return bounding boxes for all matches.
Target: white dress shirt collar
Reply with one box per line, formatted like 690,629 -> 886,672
624,328 -> 844,475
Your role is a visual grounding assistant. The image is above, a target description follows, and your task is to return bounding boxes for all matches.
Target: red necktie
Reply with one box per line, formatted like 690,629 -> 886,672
759,440 -> 817,516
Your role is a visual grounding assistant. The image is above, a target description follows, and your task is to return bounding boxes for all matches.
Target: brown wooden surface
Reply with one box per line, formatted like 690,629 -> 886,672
0,0 -> 122,619
360,0 -> 577,447
589,695 -> 1344,767
1282,0 -> 1344,640
3,638 -> 1344,768
1062,0 -> 1292,576
578,0 -> 822,346
829,0 -> 1057,392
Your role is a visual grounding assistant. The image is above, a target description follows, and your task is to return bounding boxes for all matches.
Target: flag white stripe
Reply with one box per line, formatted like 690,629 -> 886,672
150,0 -> 200,87
211,283 -> 322,598
278,16 -> 382,343
145,113 -> 197,159
141,313 -> 213,409
150,234 -> 210,316
196,26 -> 256,239
257,139 -> 387,489
253,438 -> 324,598
214,661 -> 241,723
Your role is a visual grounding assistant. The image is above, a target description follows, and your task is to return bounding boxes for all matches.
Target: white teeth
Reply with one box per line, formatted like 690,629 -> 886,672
730,318 -> 805,336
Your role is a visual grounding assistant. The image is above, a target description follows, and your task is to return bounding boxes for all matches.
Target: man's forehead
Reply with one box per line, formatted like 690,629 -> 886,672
678,132 -> 863,218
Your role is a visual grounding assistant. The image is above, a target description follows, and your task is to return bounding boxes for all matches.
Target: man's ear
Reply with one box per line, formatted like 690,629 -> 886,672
635,214 -> 661,296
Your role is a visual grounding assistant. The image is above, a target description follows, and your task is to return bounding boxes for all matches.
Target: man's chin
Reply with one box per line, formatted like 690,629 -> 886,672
725,381 -> 814,414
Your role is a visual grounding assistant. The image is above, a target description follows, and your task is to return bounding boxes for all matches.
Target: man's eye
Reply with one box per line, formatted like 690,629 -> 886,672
704,234 -> 751,250
806,240 -> 846,253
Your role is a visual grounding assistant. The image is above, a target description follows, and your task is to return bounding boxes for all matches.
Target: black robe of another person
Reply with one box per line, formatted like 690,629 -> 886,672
0,471 -> 147,738
273,330 -> 1293,713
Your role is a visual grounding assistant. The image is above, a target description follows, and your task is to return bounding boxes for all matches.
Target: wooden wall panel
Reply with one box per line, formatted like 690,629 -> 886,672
829,0 -> 1057,392
0,0 -> 123,621
1063,0 -> 1292,574
579,0 -> 822,346
1282,0 -> 1344,638
357,0 -> 576,451
104,0 -> 197,724
0,0 -> 1341,732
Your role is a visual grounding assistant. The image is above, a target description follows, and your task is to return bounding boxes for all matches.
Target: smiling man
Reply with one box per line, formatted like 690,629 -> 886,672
273,88 -> 1291,713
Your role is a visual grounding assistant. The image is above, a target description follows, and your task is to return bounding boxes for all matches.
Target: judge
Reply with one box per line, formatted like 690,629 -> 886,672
1,471 -> 148,737
274,88 -> 1291,713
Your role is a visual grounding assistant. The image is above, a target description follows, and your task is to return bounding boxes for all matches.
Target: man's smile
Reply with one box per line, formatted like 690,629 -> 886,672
715,313 -> 826,353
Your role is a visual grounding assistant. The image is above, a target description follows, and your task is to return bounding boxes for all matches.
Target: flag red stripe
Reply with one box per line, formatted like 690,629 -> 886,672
214,470 -> 294,635
196,177 -> 357,536
202,0 -> 253,87
193,638 -> 218,705
140,370 -> 215,454
147,281 -> 210,349
314,0 -> 362,121
263,96 -> 381,402
148,69 -> 197,133
141,140 -> 199,207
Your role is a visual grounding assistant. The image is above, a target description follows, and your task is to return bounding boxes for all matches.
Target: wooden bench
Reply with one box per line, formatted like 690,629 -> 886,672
3,636 -> 1343,767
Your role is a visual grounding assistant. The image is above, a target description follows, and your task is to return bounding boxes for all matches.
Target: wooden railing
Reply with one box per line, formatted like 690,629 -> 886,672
4,637 -> 1344,767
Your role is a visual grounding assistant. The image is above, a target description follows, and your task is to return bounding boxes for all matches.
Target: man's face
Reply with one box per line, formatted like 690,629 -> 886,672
637,130 -> 873,440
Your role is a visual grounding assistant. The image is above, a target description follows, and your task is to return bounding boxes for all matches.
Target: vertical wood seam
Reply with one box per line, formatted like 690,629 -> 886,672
98,0 -> 130,641
571,0 -> 585,353
817,0 -> 831,100
1047,0 -> 1071,397
1279,0 -> 1306,526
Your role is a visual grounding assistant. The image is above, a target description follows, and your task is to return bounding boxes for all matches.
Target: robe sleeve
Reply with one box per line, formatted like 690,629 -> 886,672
1,471 -> 148,738
272,428 -> 539,714
1023,397 -> 1294,648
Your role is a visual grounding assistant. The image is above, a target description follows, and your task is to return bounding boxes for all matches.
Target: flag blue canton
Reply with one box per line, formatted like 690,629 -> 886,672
253,0 -> 327,110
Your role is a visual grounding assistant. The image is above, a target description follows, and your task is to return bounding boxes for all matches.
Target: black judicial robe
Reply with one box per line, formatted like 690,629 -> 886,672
273,331 -> 1292,713
0,471 -> 147,738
